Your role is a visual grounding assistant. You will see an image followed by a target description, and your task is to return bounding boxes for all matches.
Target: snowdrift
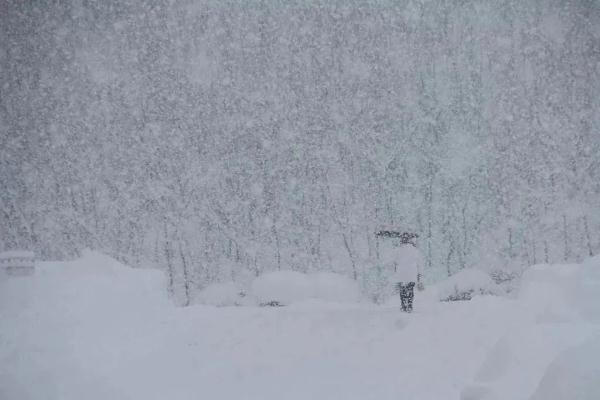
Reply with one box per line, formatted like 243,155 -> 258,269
529,335 -> 600,400
1,249 -> 168,311
2,252 -> 599,400
460,256 -> 600,400
0,250 -> 170,400
576,255 -> 600,323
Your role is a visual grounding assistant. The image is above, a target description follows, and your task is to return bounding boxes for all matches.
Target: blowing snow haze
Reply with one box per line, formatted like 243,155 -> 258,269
2,1 -> 600,399
1,2 -> 599,301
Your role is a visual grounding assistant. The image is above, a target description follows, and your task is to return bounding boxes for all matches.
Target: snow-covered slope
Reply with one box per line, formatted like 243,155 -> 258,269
529,335 -> 600,400
460,256 -> 600,400
1,252 -> 598,400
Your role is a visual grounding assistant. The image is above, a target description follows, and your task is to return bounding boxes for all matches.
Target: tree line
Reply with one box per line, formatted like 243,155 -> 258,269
1,0 -> 598,304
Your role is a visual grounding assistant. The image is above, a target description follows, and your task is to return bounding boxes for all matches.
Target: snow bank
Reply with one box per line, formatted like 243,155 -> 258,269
0,250 -> 170,400
0,249 -> 169,327
461,325 -> 594,400
251,270 -> 362,305
3,252 -> 600,400
529,335 -> 600,400
55,250 -> 169,307
461,257 -> 600,400
433,268 -> 499,302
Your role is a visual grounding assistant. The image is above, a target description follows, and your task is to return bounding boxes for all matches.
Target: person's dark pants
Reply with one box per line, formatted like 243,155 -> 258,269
397,282 -> 415,312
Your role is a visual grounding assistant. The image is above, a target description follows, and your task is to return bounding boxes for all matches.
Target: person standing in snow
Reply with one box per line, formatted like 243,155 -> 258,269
392,241 -> 421,312
376,231 -> 422,312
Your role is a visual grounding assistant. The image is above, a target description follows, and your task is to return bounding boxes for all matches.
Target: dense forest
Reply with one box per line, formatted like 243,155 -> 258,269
1,0 -> 599,304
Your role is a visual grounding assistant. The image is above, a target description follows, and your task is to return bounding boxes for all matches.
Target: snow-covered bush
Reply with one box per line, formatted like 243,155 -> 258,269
434,268 -> 499,302
194,282 -> 246,307
489,268 -> 521,295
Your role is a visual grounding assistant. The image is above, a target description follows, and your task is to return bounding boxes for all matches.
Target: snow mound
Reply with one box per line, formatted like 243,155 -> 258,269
1,250 -> 169,313
461,258 -> 600,400
529,336 -> 600,400
462,325 -> 595,400
519,263 -> 580,323
0,251 -> 172,400
66,250 -> 167,302
433,268 -> 499,302
576,255 -> 600,322
194,282 -> 244,307
251,270 -> 361,305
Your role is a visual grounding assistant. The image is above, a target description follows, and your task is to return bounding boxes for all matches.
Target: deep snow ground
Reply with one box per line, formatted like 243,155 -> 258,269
1,252 -> 599,400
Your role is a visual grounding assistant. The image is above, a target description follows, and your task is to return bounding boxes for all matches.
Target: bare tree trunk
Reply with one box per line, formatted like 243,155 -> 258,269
508,227 -> 514,259
426,182 -> 433,271
446,243 -> 454,277
461,205 -> 468,269
178,238 -> 191,306
523,236 -> 530,266
341,232 -> 358,280
562,214 -> 569,261
317,221 -> 323,269
326,183 -> 358,280
163,220 -> 174,296
584,215 -> 593,257
253,255 -> 260,277
272,224 -> 281,271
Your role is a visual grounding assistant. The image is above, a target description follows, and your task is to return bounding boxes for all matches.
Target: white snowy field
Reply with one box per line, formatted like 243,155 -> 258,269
1,252 -> 599,400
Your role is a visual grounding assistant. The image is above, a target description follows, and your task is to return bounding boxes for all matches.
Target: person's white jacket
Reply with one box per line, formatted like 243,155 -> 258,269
390,244 -> 421,283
